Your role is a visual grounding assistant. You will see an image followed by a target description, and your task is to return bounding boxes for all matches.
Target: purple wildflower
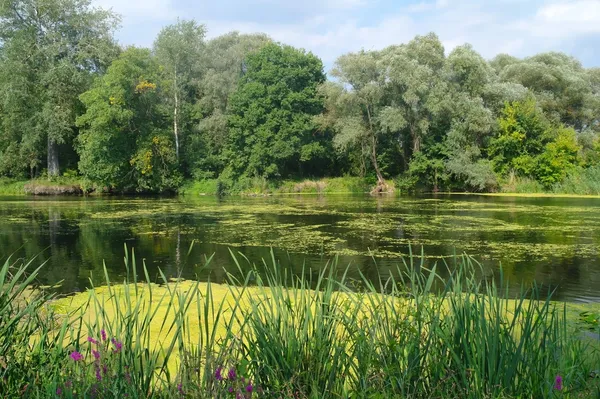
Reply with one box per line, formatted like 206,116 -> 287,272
56,387 -> 62,396
92,350 -> 100,360
70,351 -> 83,362
215,367 -> 223,381
554,375 -> 563,390
246,382 -> 253,393
101,330 -> 107,341
228,368 -> 236,380
95,367 -> 102,381
228,387 -> 234,393
111,338 -> 123,353
87,336 -> 99,345
177,383 -> 185,396
236,393 -> 242,399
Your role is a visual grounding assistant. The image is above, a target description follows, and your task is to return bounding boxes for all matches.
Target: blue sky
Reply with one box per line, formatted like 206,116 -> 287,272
92,0 -> 600,72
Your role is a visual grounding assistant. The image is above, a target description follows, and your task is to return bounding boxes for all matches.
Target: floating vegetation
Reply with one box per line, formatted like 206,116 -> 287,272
1,194 -> 600,300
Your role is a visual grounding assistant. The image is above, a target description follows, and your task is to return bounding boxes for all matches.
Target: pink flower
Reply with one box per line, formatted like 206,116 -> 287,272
554,375 -> 563,390
100,330 -> 107,341
70,351 -> 83,362
87,336 -> 99,345
56,387 -> 62,396
92,350 -> 100,360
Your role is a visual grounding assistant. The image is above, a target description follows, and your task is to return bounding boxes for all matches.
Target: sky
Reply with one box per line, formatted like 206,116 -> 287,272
92,0 -> 600,72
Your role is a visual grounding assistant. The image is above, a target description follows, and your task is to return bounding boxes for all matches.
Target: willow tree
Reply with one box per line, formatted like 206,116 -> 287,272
497,52 -> 597,132
154,19 -> 205,162
321,50 -> 392,189
381,33 -> 448,156
443,44 -> 497,191
0,0 -> 118,178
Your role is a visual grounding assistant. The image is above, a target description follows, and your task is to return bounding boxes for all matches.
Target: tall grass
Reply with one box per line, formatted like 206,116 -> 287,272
1,248 -> 599,398
553,165 -> 600,195
179,176 -> 374,196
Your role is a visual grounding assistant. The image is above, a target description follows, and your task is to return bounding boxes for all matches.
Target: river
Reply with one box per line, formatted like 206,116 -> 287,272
1,194 -> 599,302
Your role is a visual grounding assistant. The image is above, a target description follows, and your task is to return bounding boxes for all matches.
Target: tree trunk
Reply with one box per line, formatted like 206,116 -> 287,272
47,137 -> 59,179
173,83 -> 180,162
365,106 -> 384,184
371,135 -> 384,184
411,125 -> 421,154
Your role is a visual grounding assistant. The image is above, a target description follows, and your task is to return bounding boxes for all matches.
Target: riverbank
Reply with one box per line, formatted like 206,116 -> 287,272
3,250 -> 600,398
4,174 -> 600,199
0,177 -> 85,195
178,176 -> 377,196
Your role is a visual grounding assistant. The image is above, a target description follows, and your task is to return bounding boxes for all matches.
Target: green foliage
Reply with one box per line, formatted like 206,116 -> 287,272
5,248 -> 599,397
154,19 -> 206,163
77,48 -> 181,192
188,32 -> 271,178
490,98 -> 550,177
0,0 -> 119,178
536,127 -> 581,186
0,178 -> 27,195
224,42 -> 327,179
490,99 -> 583,189
552,165 -> 600,195
0,13 -> 598,194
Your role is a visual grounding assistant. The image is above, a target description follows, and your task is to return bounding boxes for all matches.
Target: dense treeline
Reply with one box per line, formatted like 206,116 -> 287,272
1,0 -> 599,193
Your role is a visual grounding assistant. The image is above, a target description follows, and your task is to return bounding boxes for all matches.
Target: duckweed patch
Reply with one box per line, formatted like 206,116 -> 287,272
2,194 -> 600,300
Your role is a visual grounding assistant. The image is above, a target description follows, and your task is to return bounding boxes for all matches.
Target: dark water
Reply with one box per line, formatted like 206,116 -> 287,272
1,194 -> 600,302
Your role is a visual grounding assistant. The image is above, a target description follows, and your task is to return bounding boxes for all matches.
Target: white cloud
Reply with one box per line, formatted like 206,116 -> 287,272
526,0 -> 600,37
99,0 -> 600,67
93,0 -> 175,20
207,14 -> 417,66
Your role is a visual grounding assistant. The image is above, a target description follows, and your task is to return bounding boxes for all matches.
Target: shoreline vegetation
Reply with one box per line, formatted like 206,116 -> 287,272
2,248 -> 599,398
3,175 -> 600,198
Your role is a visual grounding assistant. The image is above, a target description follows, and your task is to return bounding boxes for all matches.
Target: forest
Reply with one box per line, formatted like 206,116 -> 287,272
1,0 -> 599,194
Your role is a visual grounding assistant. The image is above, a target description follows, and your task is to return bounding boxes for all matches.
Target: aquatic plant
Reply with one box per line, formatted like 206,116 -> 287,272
0,246 -> 599,398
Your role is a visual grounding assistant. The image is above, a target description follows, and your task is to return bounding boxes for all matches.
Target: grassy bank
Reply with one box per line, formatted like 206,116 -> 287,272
0,177 -> 85,196
0,178 -> 28,195
2,248 -> 599,398
179,176 -> 378,196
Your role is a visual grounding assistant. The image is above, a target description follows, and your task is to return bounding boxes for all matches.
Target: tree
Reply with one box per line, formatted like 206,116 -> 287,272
381,33 -> 448,156
153,19 -> 205,163
489,98 -> 551,177
188,32 -> 270,178
0,0 -> 119,178
76,48 -> 180,192
498,52 -> 597,132
443,45 -> 498,191
224,43 -> 326,179
536,127 -> 581,186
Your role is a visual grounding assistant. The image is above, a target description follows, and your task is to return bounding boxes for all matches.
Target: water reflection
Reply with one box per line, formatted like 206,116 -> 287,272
0,194 -> 599,302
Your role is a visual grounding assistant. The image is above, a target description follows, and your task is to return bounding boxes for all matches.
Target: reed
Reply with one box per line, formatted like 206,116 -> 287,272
0,248 -> 598,398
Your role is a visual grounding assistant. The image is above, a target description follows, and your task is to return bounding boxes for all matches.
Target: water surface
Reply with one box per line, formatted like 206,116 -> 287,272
1,194 -> 599,302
